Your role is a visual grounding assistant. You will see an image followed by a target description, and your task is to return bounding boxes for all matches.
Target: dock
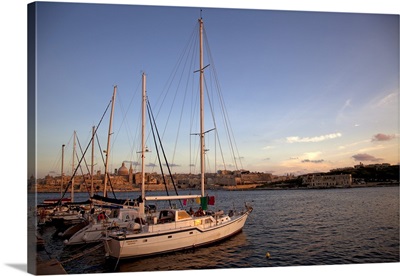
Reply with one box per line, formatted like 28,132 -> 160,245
36,259 -> 67,275
34,230 -> 67,275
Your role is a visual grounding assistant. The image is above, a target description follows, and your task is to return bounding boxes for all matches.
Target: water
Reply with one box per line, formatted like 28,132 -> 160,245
32,186 -> 399,274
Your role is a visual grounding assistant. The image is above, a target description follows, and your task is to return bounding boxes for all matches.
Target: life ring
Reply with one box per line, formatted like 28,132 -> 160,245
97,213 -> 105,221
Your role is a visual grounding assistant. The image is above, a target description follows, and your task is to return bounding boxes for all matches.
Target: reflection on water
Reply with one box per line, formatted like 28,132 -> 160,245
32,186 -> 399,274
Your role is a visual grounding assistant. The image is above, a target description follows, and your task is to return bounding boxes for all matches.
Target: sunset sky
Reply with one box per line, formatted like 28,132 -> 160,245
28,1 -> 399,178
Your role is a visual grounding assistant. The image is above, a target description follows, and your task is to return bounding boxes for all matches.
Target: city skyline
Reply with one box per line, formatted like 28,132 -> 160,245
30,2 -> 398,179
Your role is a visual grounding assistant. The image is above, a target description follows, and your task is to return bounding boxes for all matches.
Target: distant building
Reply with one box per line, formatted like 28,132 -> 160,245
301,174 -> 352,188
354,162 -> 391,170
117,162 -> 129,176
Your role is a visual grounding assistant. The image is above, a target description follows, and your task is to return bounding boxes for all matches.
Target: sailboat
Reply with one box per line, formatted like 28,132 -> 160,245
48,131 -> 87,227
63,86 -> 142,244
89,85 -> 142,208
64,207 -> 140,245
41,143 -> 71,205
103,18 -> 252,260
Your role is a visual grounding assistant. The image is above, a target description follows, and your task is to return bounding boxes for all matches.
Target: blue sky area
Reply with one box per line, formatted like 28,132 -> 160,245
31,2 -> 399,178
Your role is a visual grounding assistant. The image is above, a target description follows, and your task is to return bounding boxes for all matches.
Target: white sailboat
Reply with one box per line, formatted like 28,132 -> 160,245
103,18 -> 252,260
63,86 -> 142,245
64,208 -> 141,245
49,131 -> 86,226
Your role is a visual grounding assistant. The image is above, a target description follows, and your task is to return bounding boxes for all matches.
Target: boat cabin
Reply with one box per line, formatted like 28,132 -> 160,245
157,209 -> 192,224
116,208 -> 140,222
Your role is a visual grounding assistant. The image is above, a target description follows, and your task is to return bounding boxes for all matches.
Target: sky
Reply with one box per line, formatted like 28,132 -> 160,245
27,1 -> 399,179
1,1 -> 400,275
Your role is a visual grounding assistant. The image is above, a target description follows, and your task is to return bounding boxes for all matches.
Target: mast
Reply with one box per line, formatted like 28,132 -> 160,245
71,131 -> 76,202
90,125 -> 95,197
140,73 -> 146,215
60,144 -> 65,197
199,18 -> 205,197
104,85 -> 117,197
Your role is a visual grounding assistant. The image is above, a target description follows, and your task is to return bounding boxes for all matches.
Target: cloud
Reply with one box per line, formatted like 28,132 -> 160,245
338,139 -> 369,150
342,99 -> 352,110
163,163 -> 180,167
124,161 -> 140,166
304,151 -> 322,160
352,153 -> 383,162
376,92 -> 397,107
372,133 -> 395,142
286,132 -> 342,143
301,159 -> 324,163
336,99 -> 352,123
263,146 -> 275,150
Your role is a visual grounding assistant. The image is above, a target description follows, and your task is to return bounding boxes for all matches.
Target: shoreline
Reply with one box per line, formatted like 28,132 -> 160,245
29,182 -> 399,194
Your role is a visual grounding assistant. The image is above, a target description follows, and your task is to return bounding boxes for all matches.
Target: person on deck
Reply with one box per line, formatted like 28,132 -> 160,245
195,207 -> 204,217
189,207 -> 194,215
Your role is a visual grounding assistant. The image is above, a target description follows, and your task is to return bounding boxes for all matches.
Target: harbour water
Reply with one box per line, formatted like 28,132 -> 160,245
32,186 -> 399,274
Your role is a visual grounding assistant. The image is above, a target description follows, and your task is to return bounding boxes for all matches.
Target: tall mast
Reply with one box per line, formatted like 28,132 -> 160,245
90,125 -> 95,197
141,73 -> 146,200
60,144 -> 65,197
71,131 -> 76,202
140,73 -> 146,215
104,85 -> 117,197
199,18 -> 205,197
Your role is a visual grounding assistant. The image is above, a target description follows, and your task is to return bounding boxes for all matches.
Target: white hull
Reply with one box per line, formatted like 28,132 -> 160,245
65,208 -> 141,245
104,208 -> 251,259
65,222 -> 110,245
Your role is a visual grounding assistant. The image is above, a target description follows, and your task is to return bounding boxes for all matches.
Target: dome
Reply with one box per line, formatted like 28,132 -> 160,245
118,162 -> 129,176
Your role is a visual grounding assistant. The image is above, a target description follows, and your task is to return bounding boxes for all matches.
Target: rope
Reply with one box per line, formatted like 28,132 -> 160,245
147,100 -> 171,200
75,133 -> 92,197
94,131 -> 117,199
203,26 -> 242,171
49,133 -> 73,176
113,232 -> 126,271
58,96 -> 112,204
147,100 -> 184,209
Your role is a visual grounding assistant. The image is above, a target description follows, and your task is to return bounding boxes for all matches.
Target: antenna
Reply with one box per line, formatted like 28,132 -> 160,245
200,9 -> 202,19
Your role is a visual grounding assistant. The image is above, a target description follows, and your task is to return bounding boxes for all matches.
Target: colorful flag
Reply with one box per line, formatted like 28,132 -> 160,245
208,195 -> 215,205
201,196 -> 208,210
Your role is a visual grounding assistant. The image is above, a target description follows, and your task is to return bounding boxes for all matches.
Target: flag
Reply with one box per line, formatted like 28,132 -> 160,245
201,196 -> 208,210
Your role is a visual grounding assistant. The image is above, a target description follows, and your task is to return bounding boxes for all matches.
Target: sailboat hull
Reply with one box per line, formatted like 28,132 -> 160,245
104,210 -> 251,259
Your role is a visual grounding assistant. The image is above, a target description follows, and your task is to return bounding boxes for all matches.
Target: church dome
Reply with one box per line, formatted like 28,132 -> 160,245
118,162 -> 129,176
